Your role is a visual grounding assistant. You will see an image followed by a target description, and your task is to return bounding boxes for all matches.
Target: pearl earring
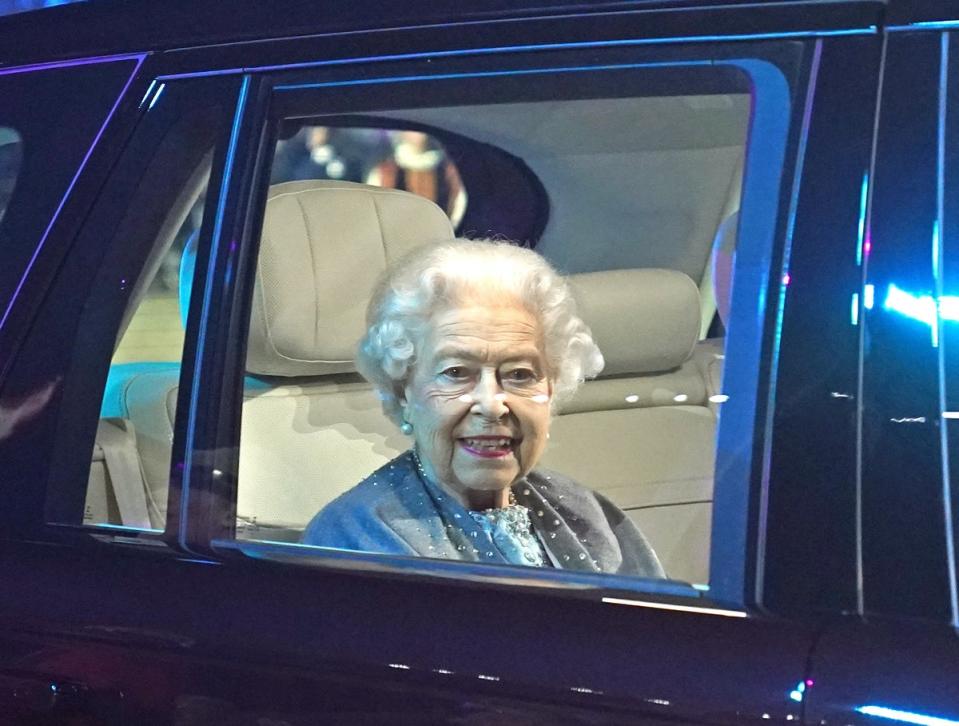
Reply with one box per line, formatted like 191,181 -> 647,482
400,421 -> 413,435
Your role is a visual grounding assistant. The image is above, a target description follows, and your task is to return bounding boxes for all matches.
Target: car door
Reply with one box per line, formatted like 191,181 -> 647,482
804,5 -> 959,723
0,2 -> 884,724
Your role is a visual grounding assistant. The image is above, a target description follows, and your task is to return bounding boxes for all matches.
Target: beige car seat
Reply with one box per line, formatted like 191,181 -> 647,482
89,180 -> 721,581
540,268 -> 716,584
236,180 -> 455,537
88,180 -> 454,536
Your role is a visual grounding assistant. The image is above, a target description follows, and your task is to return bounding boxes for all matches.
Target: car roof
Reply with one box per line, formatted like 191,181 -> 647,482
0,0 -> 891,68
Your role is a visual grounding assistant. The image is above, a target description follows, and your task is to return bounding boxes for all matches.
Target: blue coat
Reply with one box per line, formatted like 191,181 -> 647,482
302,451 -> 665,578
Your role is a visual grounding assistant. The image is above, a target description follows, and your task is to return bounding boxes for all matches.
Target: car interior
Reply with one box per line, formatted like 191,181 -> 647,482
86,90 -> 750,586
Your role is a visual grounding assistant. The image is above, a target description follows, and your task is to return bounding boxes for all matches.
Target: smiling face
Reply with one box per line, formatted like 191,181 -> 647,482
401,294 -> 553,510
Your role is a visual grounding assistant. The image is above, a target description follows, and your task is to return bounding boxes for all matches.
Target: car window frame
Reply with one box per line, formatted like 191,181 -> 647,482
160,34 -> 823,612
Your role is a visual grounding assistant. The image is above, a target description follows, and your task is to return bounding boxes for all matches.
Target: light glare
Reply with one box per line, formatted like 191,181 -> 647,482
856,705 -> 959,726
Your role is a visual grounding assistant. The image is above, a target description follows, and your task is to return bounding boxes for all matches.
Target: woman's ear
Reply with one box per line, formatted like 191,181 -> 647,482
400,381 -> 413,410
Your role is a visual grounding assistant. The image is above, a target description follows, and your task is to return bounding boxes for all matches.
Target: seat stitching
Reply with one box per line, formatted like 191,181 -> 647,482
371,194 -> 388,265
294,195 -> 319,351
257,229 -> 285,360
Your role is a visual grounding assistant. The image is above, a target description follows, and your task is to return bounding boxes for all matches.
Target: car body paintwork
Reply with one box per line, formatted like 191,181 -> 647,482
0,1 -> 956,723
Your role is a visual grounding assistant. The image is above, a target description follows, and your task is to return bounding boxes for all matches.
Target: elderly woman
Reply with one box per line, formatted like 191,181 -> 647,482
301,240 -> 663,577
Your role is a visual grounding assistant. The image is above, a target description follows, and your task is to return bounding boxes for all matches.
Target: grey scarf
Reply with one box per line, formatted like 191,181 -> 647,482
302,451 -> 664,579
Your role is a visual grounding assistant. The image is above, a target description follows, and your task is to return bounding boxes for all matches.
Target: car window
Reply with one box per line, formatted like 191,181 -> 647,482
31,77 -> 230,533
84,175 -> 209,528
225,55 -> 787,594
25,47 -> 800,601
0,57 -> 139,323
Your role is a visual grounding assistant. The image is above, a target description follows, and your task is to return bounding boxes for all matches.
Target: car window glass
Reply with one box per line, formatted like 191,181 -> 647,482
20,55 -> 792,599
0,58 -> 138,317
33,78 -> 225,534
84,176 -> 209,529
0,127 -> 22,227
235,76 -> 758,589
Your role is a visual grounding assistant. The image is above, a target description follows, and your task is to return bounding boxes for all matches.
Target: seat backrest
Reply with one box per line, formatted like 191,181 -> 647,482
238,181 -> 454,535
98,180 -> 454,535
539,268 -> 716,583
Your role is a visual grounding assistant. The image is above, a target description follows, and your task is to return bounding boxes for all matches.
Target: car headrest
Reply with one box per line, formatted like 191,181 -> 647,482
568,268 -> 701,376
244,180 -> 455,377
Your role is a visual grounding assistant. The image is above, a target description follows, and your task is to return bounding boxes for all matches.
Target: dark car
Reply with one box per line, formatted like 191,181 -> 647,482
0,0 -> 957,723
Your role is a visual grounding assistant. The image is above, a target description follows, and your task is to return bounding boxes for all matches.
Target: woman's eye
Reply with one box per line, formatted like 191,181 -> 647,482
505,368 -> 536,383
441,366 -> 468,380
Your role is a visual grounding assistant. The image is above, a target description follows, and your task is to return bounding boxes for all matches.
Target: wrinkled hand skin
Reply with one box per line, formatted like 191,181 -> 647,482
0,378 -> 58,442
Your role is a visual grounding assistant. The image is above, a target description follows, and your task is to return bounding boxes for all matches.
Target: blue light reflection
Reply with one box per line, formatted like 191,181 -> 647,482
857,705 -> 959,726
881,284 -> 959,347
857,171 -> 869,266
147,82 -> 165,111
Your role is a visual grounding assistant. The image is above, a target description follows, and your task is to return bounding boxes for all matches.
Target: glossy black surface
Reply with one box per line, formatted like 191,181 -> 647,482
806,616 -> 959,725
0,1 -> 884,68
763,34 -> 882,616
0,538 -> 816,724
0,0 -> 957,723
889,0 -> 959,26
861,31 -> 952,620
0,58 -> 139,380
944,31 -> 959,617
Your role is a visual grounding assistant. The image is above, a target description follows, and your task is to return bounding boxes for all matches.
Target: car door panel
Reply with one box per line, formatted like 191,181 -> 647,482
806,20 -> 959,725
0,3 -> 896,723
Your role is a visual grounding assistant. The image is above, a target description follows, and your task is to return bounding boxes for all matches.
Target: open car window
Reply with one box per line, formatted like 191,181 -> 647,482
217,53 -> 787,599
39,42 -> 800,605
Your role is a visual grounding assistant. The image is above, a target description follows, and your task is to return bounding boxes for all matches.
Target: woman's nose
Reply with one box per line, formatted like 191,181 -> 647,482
470,372 -> 508,419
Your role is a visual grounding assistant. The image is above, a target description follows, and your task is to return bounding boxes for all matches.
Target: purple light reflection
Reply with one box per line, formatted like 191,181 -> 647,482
0,53 -> 144,77
0,53 -> 147,332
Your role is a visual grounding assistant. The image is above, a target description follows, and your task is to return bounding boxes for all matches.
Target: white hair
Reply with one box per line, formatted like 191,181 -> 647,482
356,239 -> 604,424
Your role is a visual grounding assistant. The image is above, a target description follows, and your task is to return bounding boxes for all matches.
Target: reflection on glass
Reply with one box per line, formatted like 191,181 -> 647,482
788,680 -> 807,703
148,82 -> 165,111
857,171 -> 869,266
856,705 -> 959,725
882,283 -> 959,348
